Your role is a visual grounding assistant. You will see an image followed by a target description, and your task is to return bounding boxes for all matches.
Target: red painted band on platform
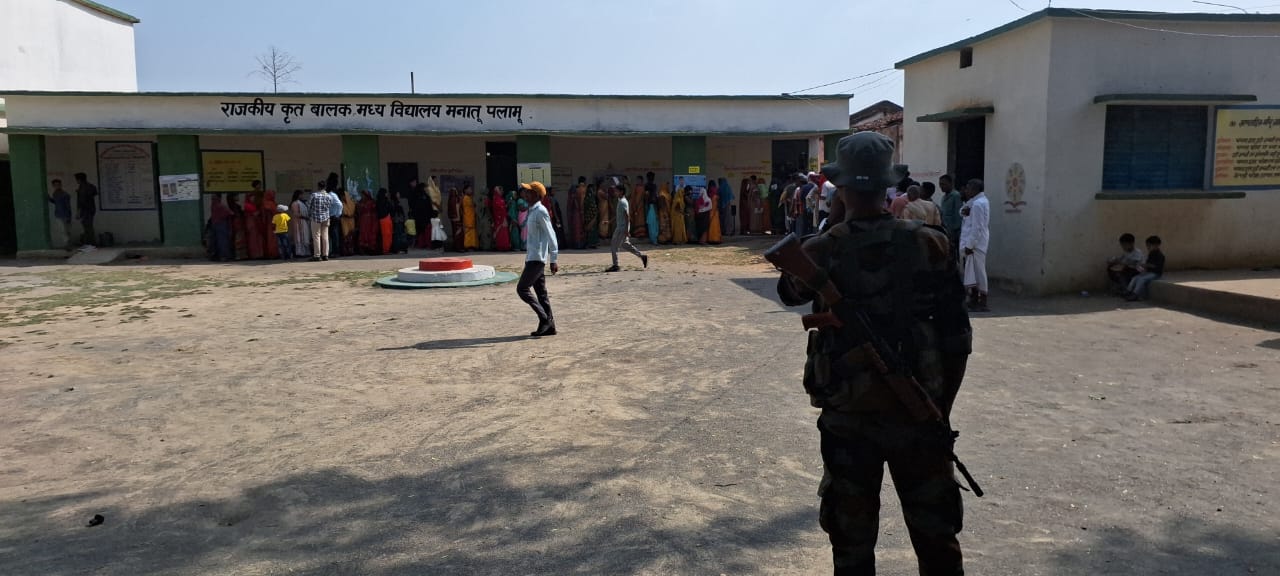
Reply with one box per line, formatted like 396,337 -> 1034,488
419,258 -> 473,272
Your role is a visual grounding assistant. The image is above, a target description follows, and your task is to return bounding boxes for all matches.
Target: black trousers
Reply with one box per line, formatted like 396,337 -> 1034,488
517,261 -> 553,325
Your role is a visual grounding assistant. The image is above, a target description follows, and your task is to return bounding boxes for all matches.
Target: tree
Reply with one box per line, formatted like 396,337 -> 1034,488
252,46 -> 301,93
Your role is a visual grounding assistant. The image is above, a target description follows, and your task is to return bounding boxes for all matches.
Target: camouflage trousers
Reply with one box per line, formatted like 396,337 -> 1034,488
818,412 -> 964,576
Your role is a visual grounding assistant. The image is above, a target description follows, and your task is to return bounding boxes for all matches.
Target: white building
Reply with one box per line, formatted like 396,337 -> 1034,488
898,8 -> 1280,294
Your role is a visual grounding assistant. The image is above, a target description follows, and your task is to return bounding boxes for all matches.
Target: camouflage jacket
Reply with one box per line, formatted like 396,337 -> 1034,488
777,214 -> 972,415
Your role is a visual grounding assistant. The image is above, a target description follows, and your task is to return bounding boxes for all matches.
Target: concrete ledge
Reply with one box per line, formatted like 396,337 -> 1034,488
1150,272 -> 1280,329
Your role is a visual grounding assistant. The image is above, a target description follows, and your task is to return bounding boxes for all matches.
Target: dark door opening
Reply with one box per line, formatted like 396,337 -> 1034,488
387,162 -> 420,197
485,142 -> 517,193
771,140 -> 808,233
948,117 -> 986,186
0,161 -> 14,256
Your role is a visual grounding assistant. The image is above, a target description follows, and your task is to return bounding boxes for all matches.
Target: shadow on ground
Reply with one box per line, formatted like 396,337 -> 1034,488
0,449 -> 812,576
378,335 -> 531,351
1050,516 -> 1280,575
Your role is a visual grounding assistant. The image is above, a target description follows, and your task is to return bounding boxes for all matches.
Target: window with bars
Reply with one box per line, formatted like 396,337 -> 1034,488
1102,105 -> 1207,190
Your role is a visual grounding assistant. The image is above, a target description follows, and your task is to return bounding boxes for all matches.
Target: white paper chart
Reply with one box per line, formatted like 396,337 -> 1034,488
97,142 -> 158,211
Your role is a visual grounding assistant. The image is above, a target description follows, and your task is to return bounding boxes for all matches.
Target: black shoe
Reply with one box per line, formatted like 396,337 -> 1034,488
641,254 -> 649,269
605,265 -> 620,273
310,256 -> 321,262
535,322 -> 557,337
321,256 -> 329,261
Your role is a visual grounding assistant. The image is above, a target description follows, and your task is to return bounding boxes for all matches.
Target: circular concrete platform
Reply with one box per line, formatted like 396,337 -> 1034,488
376,271 -> 518,290
396,264 -> 496,284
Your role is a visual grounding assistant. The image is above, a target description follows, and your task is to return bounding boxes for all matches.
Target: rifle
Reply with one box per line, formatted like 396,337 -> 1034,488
765,233 -> 984,497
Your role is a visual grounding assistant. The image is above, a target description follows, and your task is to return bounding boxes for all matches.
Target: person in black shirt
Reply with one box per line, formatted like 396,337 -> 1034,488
1125,236 -> 1165,301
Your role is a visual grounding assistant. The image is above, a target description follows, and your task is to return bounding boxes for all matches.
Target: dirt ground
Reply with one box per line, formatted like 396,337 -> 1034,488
1,239 -> 1277,576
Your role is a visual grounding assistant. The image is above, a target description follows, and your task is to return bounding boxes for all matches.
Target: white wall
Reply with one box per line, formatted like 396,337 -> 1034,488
552,135 -> 671,191
707,137 -> 772,221
902,19 -> 1053,292
380,135 -> 491,191
0,0 -> 138,91
1043,17 -> 1280,291
45,134 -> 161,244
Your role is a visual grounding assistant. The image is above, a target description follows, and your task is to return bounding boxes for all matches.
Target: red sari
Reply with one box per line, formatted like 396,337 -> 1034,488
356,194 -> 379,254
244,197 -> 264,259
262,191 -> 279,259
489,191 -> 511,251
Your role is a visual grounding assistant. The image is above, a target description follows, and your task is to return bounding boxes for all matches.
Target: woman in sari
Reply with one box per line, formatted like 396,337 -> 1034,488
489,187 -> 511,251
474,185 -> 493,251
505,188 -> 520,250
708,181 -> 723,244
596,183 -> 612,240
568,178 -> 584,249
289,191 -> 311,258
739,178 -> 753,235
244,192 -> 264,259
759,181 -> 773,235
461,185 -> 479,251
376,188 -> 394,255
445,187 -> 463,252
427,177 -> 445,249
657,183 -> 673,244
356,190 -> 379,255
630,181 -> 647,239
339,189 -> 356,256
646,194 -> 660,245
583,184 -> 599,249
717,178 -> 735,237
261,190 -> 279,259
683,186 -> 697,244
390,191 -> 410,254
227,194 -> 247,260
670,185 -> 688,245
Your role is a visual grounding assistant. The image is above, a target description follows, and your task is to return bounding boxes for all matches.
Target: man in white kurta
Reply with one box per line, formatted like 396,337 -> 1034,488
960,179 -> 991,311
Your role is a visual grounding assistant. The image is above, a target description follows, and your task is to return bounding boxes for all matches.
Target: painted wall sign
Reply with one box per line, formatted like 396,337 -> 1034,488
687,166 -> 701,174
201,150 -> 265,193
1213,105 -> 1280,189
219,98 -> 525,126
96,142 -> 157,211
517,163 -> 552,187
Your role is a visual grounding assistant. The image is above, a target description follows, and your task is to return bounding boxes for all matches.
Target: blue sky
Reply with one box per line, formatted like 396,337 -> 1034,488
108,0 -> 1280,112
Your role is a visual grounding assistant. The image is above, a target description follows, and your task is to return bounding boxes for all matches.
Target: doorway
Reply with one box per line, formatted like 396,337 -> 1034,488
485,142 -> 517,194
387,162 -> 420,197
948,117 -> 986,186
0,160 -> 14,256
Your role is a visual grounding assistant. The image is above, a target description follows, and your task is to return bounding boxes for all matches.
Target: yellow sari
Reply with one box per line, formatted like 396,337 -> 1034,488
670,188 -> 688,245
462,194 -> 479,249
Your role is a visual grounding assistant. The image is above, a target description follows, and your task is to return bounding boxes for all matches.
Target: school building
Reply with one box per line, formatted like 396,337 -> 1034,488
898,8 -> 1280,294
0,91 -> 850,255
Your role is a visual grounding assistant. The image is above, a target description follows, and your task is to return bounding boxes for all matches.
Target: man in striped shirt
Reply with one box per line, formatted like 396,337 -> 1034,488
518,182 -> 559,337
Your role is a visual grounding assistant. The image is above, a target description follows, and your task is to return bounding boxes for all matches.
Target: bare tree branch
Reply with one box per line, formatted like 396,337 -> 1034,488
251,46 -> 302,93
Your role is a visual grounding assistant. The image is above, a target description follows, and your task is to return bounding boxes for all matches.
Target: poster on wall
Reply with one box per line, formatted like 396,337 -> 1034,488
517,163 -> 552,187
201,150 -> 265,193
159,173 -> 201,202
1212,105 -> 1280,189
96,142 -> 157,211
673,174 -> 709,204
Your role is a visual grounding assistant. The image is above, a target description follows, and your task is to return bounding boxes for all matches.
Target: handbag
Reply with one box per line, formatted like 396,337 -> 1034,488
431,218 -> 447,241
405,219 -> 417,237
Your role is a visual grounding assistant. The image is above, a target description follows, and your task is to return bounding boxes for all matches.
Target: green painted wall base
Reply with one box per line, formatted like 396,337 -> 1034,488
157,135 -> 203,247
10,135 -> 50,251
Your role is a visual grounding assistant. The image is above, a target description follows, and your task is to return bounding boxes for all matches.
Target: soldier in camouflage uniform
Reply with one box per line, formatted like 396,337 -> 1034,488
777,132 -> 974,576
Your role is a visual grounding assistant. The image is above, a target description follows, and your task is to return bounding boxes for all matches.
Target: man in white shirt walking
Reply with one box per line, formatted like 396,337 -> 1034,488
960,179 -> 991,311
517,182 -> 559,337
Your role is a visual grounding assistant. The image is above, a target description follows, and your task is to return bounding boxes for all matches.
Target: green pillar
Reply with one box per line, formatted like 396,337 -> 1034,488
824,133 -> 844,165
343,135 -> 381,191
157,135 -> 203,247
672,136 -> 706,175
516,135 -> 550,163
10,135 -> 50,251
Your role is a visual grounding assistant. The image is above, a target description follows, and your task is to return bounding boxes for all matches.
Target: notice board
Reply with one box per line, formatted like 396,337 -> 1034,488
96,142 -> 157,211
201,150 -> 265,193
1213,105 -> 1280,189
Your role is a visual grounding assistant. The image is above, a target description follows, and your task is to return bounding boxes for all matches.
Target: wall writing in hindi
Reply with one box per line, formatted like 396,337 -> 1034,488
218,98 -> 525,126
